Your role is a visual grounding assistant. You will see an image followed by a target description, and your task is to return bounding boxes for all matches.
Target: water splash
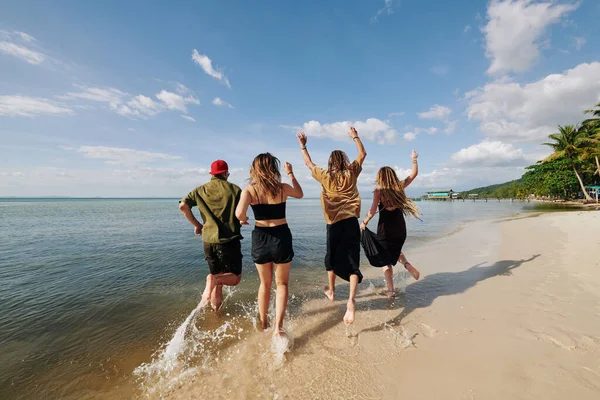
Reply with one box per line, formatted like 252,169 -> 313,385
271,331 -> 294,366
133,299 -> 238,397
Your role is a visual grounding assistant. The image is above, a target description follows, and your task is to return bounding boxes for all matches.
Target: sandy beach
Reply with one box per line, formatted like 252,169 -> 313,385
154,210 -> 600,400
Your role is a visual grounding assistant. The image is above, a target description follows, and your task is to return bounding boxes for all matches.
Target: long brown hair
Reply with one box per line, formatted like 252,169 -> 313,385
376,166 -> 421,219
327,150 -> 351,184
249,153 -> 282,199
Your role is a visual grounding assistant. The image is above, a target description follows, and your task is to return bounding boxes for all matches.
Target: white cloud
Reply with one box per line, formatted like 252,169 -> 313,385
572,36 -> 586,51
484,0 -> 579,75
466,62 -> 600,141
0,41 -> 45,64
116,95 -> 162,118
430,66 -> 449,75
61,85 -> 200,119
372,0 -> 394,22
191,49 -> 231,88
212,97 -> 234,108
16,32 -> 35,42
290,118 -> 397,143
156,90 -> 199,112
181,115 -> 196,122
61,86 -> 127,109
450,139 -> 540,166
388,111 -> 404,117
418,104 -> 452,121
403,132 -> 417,142
464,25 -> 472,33
0,95 -> 73,117
63,146 -> 182,166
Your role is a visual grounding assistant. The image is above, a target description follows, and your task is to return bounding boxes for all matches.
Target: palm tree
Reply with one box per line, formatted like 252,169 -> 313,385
543,125 -> 593,200
583,102 -> 600,177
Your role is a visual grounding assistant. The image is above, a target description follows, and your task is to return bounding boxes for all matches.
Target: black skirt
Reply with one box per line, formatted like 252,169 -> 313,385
325,217 -> 363,283
361,207 -> 407,268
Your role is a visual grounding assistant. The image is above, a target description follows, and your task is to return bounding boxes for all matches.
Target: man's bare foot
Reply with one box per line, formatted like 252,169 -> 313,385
324,286 -> 335,301
405,262 -> 420,280
343,299 -> 356,325
383,289 -> 395,298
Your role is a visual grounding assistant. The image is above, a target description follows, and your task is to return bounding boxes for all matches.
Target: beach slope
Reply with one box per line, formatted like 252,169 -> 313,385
168,211 -> 600,400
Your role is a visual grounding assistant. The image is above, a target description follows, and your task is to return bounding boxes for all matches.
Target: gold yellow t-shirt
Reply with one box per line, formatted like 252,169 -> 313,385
312,160 -> 362,225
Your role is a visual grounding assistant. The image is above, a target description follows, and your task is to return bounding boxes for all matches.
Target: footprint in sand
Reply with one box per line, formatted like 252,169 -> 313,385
418,323 -> 438,338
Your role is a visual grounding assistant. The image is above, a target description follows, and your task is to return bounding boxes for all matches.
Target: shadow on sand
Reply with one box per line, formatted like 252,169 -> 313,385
357,254 -> 541,335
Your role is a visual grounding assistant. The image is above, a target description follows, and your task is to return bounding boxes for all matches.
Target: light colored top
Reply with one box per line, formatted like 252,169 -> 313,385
312,159 -> 362,224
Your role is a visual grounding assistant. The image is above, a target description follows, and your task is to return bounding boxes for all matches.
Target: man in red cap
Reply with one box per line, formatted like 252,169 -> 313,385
179,159 -> 243,311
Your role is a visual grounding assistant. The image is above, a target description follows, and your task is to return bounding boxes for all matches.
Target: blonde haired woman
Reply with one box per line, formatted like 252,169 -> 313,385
361,150 -> 421,297
235,153 -> 303,337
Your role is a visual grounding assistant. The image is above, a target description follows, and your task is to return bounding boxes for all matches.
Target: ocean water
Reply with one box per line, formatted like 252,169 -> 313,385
0,198 -> 574,399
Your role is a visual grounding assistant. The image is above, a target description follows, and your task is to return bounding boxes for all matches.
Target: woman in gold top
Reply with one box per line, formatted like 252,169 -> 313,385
297,126 -> 366,325
361,150 -> 421,297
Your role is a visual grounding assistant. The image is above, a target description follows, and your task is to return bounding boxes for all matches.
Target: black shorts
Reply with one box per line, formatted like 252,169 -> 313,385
325,217 -> 363,283
251,224 -> 294,264
204,239 -> 243,276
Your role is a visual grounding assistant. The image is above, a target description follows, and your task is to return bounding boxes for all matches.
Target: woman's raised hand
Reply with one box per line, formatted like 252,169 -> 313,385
284,161 -> 293,175
347,126 -> 358,139
296,132 -> 307,147
411,149 -> 419,160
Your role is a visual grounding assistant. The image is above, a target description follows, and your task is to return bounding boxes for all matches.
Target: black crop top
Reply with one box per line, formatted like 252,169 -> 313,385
249,186 -> 287,220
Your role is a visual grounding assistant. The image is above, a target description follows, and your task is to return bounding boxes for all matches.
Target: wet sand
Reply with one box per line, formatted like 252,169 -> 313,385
158,211 -> 600,400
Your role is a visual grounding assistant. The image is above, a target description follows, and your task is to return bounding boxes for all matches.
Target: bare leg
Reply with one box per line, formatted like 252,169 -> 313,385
324,270 -> 336,301
273,262 -> 291,335
399,252 -> 420,280
382,265 -> 395,297
255,263 -> 274,331
213,273 -> 241,287
343,274 -> 359,325
201,274 -> 215,306
211,284 -> 223,311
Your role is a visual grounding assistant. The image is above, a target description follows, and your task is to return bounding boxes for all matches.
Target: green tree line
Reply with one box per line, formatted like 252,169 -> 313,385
462,102 -> 600,200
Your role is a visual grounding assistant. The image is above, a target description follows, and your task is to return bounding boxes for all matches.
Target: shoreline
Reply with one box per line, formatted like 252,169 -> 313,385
145,209 -> 600,400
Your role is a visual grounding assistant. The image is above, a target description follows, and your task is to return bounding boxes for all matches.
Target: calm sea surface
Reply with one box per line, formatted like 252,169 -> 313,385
0,198 -> 576,399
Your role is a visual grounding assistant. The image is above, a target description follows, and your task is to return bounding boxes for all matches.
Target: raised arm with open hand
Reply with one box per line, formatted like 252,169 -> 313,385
297,132 -> 316,170
349,126 -> 367,166
404,149 -> 419,188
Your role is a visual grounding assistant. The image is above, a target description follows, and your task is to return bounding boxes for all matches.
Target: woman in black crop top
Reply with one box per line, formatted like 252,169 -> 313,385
235,153 -> 303,340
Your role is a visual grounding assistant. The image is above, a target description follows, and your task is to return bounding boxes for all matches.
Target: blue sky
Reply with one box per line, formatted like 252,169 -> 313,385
1,0 -> 599,197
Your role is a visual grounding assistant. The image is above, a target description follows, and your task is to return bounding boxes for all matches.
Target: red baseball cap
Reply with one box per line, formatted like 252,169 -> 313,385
210,160 -> 229,175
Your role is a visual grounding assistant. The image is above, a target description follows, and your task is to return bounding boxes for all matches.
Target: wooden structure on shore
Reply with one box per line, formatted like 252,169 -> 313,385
425,189 -> 454,201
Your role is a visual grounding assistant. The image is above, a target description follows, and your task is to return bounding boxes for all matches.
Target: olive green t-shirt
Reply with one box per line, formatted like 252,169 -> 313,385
180,176 -> 242,244
312,159 -> 362,225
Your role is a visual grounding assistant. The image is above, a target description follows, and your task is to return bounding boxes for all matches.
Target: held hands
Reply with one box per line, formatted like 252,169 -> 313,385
347,126 -> 359,139
239,218 -> 249,226
296,132 -> 307,148
194,225 -> 204,236
360,221 -> 367,231
411,149 -> 419,160
284,161 -> 293,176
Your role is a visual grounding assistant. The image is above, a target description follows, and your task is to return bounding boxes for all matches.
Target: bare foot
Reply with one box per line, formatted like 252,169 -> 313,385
405,262 -> 420,280
343,299 -> 356,325
383,289 -> 396,298
324,286 -> 335,301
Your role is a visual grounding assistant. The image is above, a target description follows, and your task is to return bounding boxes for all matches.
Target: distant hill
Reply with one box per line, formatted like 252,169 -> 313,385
460,180 -> 523,199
